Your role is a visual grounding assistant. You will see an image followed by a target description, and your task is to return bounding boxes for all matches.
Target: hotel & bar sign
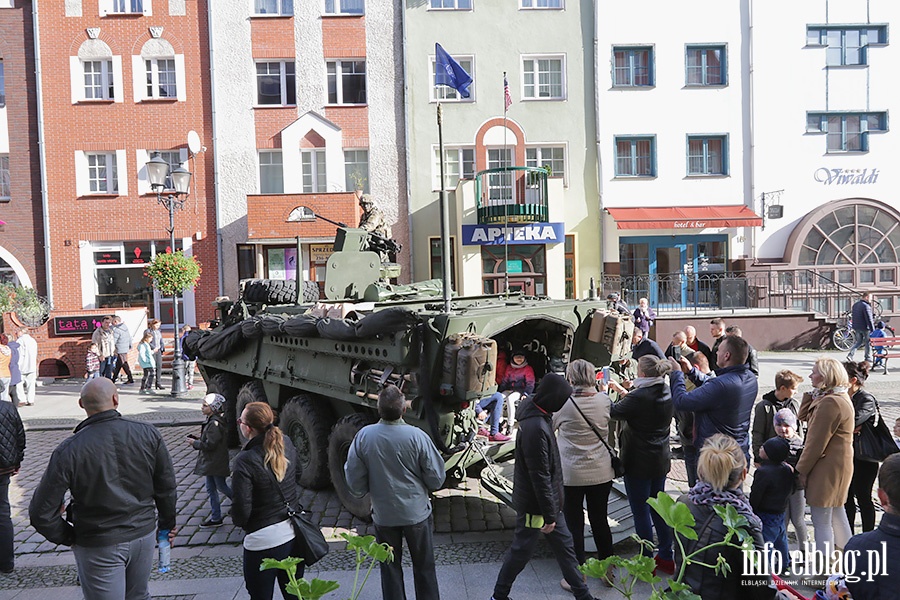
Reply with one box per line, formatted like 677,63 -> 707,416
462,222 -> 565,246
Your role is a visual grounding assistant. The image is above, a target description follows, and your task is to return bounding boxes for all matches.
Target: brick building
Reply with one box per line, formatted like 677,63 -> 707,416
30,0 -> 217,377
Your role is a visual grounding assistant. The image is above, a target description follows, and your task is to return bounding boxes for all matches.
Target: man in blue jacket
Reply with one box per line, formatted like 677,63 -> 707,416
844,454 -> 900,599
669,335 -> 758,462
848,292 -> 875,363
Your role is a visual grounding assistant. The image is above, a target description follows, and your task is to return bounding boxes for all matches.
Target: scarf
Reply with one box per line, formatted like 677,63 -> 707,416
688,481 -> 762,531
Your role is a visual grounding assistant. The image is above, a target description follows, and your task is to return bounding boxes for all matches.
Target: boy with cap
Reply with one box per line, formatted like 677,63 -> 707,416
187,393 -> 232,527
750,436 -> 795,567
773,408 -> 808,552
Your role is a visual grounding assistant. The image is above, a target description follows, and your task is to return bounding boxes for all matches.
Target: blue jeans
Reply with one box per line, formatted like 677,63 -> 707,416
624,475 -> 673,561
0,474 -> 11,571
848,329 -> 872,362
476,393 -> 504,435
206,476 -> 233,521
101,356 -> 117,380
375,516 -> 439,600
243,537 -> 298,600
758,510 -> 789,569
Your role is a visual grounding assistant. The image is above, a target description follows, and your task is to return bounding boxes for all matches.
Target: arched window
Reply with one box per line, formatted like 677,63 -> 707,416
133,38 -> 184,102
72,38 -> 121,102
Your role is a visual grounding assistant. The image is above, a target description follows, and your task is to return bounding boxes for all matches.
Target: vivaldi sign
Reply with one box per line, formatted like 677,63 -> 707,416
814,167 -> 879,185
461,222 -> 565,245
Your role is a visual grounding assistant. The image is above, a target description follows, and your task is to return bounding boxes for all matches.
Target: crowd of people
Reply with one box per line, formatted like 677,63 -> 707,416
5,294 -> 900,600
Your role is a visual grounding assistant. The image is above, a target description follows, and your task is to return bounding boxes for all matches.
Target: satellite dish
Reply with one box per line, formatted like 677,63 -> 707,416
187,130 -> 203,156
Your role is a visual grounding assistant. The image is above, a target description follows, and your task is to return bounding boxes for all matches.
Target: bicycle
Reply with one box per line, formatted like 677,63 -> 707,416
831,300 -> 885,351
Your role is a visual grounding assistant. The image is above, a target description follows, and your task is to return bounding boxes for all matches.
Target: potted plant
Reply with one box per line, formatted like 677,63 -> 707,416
145,250 -> 202,297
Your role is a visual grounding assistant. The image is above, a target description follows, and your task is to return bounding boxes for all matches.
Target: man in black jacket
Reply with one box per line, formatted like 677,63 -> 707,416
0,400 -> 24,573
29,378 -> 177,599
491,373 -> 599,600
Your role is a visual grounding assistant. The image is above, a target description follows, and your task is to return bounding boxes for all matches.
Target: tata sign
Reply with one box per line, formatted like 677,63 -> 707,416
814,167 -> 879,185
462,222 -> 565,245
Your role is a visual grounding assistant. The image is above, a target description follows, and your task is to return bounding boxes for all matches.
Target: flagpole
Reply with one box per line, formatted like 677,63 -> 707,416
503,71 -> 510,298
437,102 -> 452,313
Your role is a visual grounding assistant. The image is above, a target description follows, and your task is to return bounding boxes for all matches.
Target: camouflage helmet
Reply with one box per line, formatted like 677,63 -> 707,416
359,194 -> 374,207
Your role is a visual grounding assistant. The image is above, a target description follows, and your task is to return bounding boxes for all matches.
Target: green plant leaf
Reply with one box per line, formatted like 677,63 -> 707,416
648,492 -> 697,540
713,554 -> 732,578
342,533 -> 393,563
294,578 -> 340,600
580,556 -> 620,579
260,556 -> 303,578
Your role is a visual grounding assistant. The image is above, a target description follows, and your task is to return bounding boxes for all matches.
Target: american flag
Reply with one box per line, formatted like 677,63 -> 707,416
504,75 -> 512,112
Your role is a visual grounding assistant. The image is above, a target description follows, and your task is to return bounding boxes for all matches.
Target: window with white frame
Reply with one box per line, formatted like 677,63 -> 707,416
685,45 -> 725,86
326,60 -> 366,104
84,60 -> 115,100
429,0 -> 472,8
302,150 -> 327,193
432,146 -> 475,190
344,150 -> 369,193
807,25 -> 887,66
521,0 -> 562,8
526,146 -> 565,180
522,56 -> 565,99
259,151 -> 284,193
254,0 -> 293,15
686,135 -> 727,176
431,55 -> 474,101
325,0 -> 364,14
0,155 -> 9,200
87,153 -> 119,193
614,136 -> 655,177
486,148 -> 513,204
807,112 -> 887,153
256,61 -> 296,105
145,58 -> 176,99
613,46 -> 653,87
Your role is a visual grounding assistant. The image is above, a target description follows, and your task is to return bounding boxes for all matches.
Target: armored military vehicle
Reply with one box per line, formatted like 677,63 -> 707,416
191,224 -> 633,519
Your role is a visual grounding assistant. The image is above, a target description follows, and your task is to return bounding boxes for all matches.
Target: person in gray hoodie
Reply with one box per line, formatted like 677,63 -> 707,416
111,316 -> 135,385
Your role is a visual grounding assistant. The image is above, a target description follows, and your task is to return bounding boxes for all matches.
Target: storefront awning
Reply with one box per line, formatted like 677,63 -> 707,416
606,206 -> 763,230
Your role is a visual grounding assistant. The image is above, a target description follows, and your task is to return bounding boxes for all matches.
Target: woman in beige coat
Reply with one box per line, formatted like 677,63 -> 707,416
553,359 -> 614,588
797,356 -> 854,557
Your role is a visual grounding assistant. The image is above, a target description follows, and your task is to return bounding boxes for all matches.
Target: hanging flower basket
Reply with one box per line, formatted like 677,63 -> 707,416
146,250 -> 202,297
0,283 -> 50,326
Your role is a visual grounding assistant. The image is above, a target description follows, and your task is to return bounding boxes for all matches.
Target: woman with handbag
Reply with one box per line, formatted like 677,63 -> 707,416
844,361 -> 882,532
610,355 -> 675,575
797,357 -> 854,557
231,402 -> 302,600
552,359 -> 615,590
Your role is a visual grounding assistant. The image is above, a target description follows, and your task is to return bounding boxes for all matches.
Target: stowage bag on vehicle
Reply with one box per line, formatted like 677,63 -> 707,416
354,307 -> 418,339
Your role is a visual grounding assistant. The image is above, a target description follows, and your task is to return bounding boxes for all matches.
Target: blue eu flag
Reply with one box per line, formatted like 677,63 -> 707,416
434,43 -> 472,99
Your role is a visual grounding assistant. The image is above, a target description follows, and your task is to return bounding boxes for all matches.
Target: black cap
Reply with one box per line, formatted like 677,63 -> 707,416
762,436 -> 790,464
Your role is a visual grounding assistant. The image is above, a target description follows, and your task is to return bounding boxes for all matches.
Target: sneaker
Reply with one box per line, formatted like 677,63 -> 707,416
653,556 -> 675,576
489,432 -> 511,442
477,427 -> 489,437
200,517 -> 224,528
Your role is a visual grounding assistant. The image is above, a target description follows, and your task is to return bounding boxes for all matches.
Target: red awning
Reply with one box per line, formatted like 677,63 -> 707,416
606,205 -> 762,230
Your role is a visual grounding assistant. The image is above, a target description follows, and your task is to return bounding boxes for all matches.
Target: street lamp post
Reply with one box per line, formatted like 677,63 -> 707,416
146,152 -> 192,397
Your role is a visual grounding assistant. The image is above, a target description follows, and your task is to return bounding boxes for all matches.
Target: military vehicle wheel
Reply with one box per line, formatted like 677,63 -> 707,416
328,413 -> 375,521
243,279 -> 298,305
280,395 -> 335,490
207,372 -> 241,448
236,380 -> 268,444
302,280 -> 320,302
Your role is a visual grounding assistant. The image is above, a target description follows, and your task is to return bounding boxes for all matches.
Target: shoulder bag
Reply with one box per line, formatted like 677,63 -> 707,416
856,397 -> 900,462
569,396 -> 625,478
265,467 -> 329,566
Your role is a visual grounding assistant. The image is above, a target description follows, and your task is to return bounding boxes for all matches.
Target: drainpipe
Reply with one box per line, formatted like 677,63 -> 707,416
400,4 -> 414,282
593,0 -> 605,282
747,0 -> 757,264
33,0 -> 53,305
207,1 -> 224,297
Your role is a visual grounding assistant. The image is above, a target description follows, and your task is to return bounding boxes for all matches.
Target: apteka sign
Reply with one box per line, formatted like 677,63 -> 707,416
462,222 -> 565,245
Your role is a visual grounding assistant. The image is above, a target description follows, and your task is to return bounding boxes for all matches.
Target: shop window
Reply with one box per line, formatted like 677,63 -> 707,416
265,247 -> 297,280
93,240 -> 178,312
481,244 -> 546,295
237,244 -> 257,280
564,235 -> 575,299
429,237 -> 456,292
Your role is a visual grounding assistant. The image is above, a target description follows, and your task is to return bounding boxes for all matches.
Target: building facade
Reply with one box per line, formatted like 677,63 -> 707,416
33,0 -> 217,375
596,0 -> 760,309
752,0 -> 900,316
0,1 -> 44,292
404,0 -> 601,299
209,0 -> 408,298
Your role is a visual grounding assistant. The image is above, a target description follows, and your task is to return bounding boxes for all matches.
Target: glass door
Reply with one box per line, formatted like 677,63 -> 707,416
655,245 -> 687,307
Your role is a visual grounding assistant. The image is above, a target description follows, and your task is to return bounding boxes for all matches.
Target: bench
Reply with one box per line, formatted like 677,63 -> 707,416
872,336 -> 900,374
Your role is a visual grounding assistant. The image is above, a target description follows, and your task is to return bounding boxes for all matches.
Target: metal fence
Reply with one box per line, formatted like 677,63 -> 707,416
601,268 -> 873,321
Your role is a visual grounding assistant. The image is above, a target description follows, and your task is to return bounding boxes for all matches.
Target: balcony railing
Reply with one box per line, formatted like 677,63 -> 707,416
475,166 -> 549,224
601,268 -> 887,320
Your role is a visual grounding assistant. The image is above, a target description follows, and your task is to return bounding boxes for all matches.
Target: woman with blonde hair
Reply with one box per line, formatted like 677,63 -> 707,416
553,359 -> 614,590
678,434 -> 775,598
797,356 -> 854,557
231,402 -> 303,600
610,354 -> 675,575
